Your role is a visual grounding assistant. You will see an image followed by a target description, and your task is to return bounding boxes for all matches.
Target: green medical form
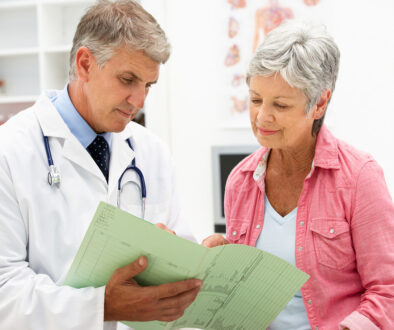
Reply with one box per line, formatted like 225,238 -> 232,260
64,202 -> 309,330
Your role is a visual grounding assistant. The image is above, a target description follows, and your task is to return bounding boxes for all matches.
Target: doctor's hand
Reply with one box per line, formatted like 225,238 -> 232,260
155,222 -> 176,235
104,256 -> 202,322
202,234 -> 230,248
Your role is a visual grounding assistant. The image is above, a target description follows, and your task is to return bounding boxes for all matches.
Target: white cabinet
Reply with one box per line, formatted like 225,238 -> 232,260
0,0 -> 94,124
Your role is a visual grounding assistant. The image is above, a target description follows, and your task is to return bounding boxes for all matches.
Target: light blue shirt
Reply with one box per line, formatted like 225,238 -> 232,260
255,195 -> 310,330
50,84 -> 112,150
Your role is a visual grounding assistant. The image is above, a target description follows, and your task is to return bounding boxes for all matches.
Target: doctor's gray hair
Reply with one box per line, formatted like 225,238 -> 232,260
247,20 -> 340,135
69,0 -> 170,80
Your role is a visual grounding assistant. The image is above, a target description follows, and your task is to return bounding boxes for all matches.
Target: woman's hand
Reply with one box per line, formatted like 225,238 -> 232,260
202,234 -> 230,248
155,223 -> 176,235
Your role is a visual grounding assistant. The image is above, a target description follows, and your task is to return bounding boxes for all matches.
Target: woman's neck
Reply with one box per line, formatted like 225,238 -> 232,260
268,136 -> 317,176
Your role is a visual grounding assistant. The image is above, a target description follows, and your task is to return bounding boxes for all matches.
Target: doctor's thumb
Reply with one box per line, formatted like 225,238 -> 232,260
114,256 -> 148,281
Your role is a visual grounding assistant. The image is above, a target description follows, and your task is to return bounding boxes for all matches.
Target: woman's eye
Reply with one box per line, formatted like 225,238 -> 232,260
275,103 -> 288,109
251,99 -> 262,104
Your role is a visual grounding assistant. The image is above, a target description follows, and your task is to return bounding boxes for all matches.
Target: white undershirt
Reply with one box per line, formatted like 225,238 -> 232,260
255,195 -> 310,330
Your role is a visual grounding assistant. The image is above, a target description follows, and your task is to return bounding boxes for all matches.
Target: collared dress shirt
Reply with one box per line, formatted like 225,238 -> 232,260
51,84 -> 112,150
225,125 -> 394,330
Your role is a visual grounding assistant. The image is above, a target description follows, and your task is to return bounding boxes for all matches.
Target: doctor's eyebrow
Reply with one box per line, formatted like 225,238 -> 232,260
122,71 -> 158,85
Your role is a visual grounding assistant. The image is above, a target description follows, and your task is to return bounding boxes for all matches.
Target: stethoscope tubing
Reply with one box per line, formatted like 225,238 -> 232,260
43,135 -> 54,166
44,134 -> 146,217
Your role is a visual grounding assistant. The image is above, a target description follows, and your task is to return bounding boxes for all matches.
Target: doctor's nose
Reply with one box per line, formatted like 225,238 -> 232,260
126,86 -> 147,110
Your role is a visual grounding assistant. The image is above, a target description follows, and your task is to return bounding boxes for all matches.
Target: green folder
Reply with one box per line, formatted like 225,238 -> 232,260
64,202 -> 309,330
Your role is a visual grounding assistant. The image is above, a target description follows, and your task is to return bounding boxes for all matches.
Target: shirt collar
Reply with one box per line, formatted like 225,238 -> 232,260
50,84 -> 112,150
312,125 -> 340,170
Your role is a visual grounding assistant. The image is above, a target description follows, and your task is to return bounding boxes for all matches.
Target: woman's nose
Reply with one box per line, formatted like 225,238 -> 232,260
257,104 -> 274,122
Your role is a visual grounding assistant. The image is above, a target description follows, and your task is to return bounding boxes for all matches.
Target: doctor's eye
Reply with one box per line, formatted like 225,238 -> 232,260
120,77 -> 134,85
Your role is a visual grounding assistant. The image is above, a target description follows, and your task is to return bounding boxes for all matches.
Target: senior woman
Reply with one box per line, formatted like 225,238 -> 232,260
203,21 -> 394,329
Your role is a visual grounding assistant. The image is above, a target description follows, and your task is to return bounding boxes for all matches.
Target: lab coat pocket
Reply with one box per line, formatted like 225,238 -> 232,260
227,221 -> 249,244
310,218 -> 355,270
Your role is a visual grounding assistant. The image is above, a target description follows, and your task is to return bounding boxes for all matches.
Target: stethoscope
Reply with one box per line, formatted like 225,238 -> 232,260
43,135 -> 147,218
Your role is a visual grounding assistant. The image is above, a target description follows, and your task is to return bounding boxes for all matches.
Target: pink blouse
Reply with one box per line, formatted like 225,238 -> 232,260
225,126 -> 394,330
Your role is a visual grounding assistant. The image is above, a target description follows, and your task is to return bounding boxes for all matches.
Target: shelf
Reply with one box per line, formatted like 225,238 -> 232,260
0,95 -> 38,104
0,55 -> 40,97
0,0 -> 93,116
0,5 -> 38,50
0,48 -> 39,57
43,45 -> 72,54
40,1 -> 93,48
41,52 -> 69,90
0,1 -> 36,10
41,0 -> 92,4
0,100 -> 36,123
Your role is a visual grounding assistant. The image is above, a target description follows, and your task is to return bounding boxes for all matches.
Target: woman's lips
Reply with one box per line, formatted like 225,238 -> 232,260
258,127 -> 279,136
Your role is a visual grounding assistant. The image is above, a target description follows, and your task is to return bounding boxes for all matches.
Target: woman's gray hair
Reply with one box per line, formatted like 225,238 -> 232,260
247,20 -> 340,135
69,0 -> 170,80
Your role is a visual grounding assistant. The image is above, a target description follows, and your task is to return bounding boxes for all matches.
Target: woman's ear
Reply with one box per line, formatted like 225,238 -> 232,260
74,47 -> 95,83
312,89 -> 331,120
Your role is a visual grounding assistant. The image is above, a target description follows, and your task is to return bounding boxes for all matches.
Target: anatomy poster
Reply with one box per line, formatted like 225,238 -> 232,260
221,0 -> 322,128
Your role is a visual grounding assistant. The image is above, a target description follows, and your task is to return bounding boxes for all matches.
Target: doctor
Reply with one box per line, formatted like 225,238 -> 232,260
0,1 -> 202,329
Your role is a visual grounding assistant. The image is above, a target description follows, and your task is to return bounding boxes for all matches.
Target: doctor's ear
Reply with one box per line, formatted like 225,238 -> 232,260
311,89 -> 331,120
75,47 -> 96,83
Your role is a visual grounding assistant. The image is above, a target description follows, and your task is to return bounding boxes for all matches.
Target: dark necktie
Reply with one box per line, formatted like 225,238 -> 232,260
87,135 -> 110,181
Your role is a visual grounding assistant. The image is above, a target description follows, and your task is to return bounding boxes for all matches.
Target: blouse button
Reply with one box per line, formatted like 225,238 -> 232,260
329,228 -> 335,234
232,231 -> 237,236
256,224 -> 261,229
300,221 -> 305,226
307,299 -> 312,305
298,246 -> 303,251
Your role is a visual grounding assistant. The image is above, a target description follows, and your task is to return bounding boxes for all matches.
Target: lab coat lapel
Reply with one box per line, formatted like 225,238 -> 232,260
34,93 -> 105,182
34,93 -> 67,140
107,130 -> 136,196
62,139 -> 104,181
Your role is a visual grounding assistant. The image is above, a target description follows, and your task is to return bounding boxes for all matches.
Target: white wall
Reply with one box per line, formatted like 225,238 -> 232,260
143,0 -> 394,242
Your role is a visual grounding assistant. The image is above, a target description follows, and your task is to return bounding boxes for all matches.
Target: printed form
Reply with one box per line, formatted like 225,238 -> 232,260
64,202 -> 309,330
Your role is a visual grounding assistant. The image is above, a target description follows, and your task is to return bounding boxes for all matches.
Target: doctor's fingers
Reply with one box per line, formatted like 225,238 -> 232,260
111,256 -> 148,282
155,222 -> 176,235
156,286 -> 201,311
155,298 -> 197,322
149,286 -> 202,322
149,278 -> 203,300
121,284 -> 201,322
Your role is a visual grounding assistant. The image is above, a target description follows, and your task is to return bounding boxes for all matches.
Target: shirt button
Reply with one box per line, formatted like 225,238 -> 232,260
329,228 -> 335,234
232,231 -> 237,236
307,299 -> 312,305
300,221 -> 305,226
256,224 -> 261,229
298,246 -> 303,251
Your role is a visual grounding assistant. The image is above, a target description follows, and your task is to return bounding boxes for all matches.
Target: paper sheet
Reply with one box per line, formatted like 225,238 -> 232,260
64,202 -> 309,330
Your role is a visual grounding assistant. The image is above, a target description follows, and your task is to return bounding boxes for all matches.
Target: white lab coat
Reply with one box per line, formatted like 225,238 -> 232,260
0,91 -> 194,330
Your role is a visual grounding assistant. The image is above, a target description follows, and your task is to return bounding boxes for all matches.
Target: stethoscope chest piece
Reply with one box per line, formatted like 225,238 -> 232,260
48,165 -> 61,186
43,135 -> 61,187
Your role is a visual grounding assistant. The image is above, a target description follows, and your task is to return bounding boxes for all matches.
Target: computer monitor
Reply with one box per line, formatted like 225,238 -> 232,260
211,145 -> 260,233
